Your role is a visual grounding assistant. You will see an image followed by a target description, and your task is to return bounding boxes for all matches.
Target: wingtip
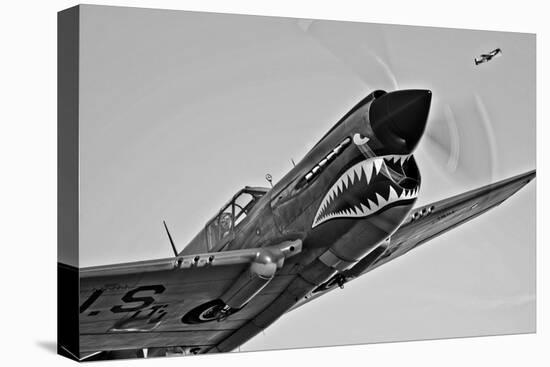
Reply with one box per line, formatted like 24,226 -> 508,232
494,169 -> 536,192
524,169 -> 536,181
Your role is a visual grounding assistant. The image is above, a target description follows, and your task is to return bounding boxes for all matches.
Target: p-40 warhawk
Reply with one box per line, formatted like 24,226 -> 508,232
68,89 -> 535,360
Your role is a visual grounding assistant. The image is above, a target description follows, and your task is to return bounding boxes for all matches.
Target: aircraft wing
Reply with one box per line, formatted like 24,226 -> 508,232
77,241 -> 302,355
77,170 -> 534,356
365,169 -> 534,273
292,169 -> 535,308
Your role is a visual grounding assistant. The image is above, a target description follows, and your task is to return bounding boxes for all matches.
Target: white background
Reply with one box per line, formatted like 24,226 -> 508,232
0,0 -> 547,366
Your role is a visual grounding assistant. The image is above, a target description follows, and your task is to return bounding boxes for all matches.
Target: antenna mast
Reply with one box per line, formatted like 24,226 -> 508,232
163,220 -> 179,257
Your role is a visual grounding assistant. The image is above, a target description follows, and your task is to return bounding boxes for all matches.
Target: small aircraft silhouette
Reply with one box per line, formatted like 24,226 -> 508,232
475,48 -> 502,65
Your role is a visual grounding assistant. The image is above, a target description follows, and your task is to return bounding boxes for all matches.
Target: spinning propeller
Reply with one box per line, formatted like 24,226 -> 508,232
297,19 -> 499,186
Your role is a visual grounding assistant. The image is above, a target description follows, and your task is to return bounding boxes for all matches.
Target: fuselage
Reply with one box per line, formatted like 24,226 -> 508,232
204,89 -> 431,274
178,88 -> 433,349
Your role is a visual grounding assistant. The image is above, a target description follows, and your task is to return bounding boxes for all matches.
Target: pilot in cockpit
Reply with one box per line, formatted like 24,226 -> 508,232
219,212 -> 233,238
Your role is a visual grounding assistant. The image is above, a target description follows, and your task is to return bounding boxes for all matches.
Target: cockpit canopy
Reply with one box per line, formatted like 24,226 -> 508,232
205,186 -> 269,252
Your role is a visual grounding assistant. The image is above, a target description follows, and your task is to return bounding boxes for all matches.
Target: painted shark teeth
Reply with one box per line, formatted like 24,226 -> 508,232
312,154 -> 418,228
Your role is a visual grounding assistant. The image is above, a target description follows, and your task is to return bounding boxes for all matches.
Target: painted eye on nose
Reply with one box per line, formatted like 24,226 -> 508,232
353,133 -> 369,146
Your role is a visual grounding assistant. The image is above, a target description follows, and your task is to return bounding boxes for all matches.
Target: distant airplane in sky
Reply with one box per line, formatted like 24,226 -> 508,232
475,48 -> 502,65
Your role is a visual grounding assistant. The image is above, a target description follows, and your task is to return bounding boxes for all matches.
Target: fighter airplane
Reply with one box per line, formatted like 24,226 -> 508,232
475,48 -> 502,65
66,89 -> 535,360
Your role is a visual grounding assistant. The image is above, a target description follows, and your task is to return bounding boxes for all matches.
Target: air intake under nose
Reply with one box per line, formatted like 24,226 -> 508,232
369,89 -> 432,154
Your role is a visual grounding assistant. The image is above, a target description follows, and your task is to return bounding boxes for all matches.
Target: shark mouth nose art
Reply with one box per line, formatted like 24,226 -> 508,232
312,155 -> 419,228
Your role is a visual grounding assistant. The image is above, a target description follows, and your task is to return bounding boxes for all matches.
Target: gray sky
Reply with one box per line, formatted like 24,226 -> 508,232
79,5 -> 535,350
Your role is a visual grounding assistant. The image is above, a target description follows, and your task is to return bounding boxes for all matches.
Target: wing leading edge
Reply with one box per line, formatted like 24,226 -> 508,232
78,241 -> 302,355
290,169 -> 535,310
366,169 -> 535,274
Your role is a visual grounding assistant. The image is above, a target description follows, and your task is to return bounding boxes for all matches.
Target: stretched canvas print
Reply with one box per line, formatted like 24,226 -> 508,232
57,4 -> 536,361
